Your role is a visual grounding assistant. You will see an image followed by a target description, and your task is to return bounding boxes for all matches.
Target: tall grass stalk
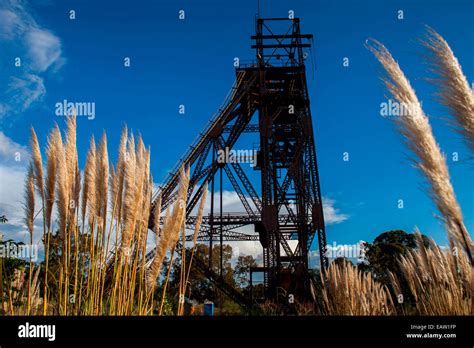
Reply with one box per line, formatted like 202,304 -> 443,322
390,232 -> 473,315
366,39 -> 473,263
8,117 -> 191,315
321,260 -> 395,315
24,163 -> 35,315
422,27 -> 474,153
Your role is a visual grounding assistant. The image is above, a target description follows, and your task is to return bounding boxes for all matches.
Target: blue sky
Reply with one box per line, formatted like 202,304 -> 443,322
0,0 -> 473,261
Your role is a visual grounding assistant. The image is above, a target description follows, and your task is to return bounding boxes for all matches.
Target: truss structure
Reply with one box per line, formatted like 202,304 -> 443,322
147,17 -> 327,307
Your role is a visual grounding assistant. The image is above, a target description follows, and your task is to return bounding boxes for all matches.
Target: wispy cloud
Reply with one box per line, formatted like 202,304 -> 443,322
25,28 -> 65,72
0,8 -> 24,40
0,0 -> 65,121
8,74 -> 46,111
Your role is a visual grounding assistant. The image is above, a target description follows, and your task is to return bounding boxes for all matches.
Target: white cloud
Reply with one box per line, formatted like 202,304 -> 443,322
204,189 -> 257,212
0,131 -> 29,162
0,132 -> 30,242
323,197 -> 349,225
0,9 -> 24,40
227,240 -> 263,264
199,190 -> 349,226
0,164 -> 27,226
180,190 -> 348,263
0,0 -> 65,121
25,28 -> 64,72
0,134 -> 29,242
0,132 -> 45,253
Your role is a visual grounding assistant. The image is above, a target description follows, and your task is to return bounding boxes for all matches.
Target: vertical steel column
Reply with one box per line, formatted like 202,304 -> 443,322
209,141 -> 215,270
219,166 -> 223,277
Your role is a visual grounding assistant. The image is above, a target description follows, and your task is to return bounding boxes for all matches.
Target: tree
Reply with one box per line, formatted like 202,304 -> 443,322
41,229 -> 91,304
166,243 -> 236,309
0,215 -> 7,224
360,230 -> 429,285
359,230 -> 430,314
234,255 -> 257,289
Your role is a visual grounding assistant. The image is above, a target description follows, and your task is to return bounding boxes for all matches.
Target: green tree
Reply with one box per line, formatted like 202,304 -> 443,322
359,230 -> 430,314
166,243 -> 237,310
234,255 -> 257,289
41,229 -> 91,304
360,230 -> 429,284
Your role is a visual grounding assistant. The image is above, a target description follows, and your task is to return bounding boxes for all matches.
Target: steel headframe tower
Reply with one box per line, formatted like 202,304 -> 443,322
251,17 -> 327,301
148,17 -> 327,306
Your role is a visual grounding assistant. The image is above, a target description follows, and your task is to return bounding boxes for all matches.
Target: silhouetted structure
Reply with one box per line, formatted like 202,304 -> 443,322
147,17 -> 327,308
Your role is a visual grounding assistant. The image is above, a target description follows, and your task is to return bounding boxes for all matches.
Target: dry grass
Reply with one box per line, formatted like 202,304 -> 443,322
1,116 -> 203,315
23,163 -> 35,314
366,39 -> 473,263
423,27 -> 474,153
156,166 -> 193,315
24,163 -> 35,239
321,260 -> 395,315
2,266 -> 42,315
391,232 -> 473,315
2,30 -> 472,317
146,195 -> 164,292
365,35 -> 473,316
44,127 -> 60,231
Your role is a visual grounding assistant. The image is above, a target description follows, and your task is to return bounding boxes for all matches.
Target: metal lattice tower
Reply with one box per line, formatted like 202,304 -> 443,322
147,17 -> 327,307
